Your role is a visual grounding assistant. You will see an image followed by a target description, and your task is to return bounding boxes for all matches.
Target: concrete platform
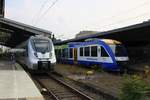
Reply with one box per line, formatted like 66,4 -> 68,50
0,60 -> 44,100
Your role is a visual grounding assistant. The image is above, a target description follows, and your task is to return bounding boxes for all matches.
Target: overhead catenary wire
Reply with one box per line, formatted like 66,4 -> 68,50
99,11 -> 150,30
94,0 -> 150,31
30,0 -> 150,40
98,0 -> 150,23
31,0 -> 51,25
34,0 -> 59,25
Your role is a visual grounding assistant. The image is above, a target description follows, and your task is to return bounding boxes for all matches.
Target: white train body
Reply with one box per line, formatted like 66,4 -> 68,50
20,36 -> 56,71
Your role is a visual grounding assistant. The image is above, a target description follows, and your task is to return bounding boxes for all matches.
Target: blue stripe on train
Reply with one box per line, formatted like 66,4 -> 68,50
77,60 -> 119,70
97,41 -> 117,65
67,59 -> 119,71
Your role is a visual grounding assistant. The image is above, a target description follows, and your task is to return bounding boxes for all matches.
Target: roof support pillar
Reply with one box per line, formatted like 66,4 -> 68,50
0,0 -> 4,18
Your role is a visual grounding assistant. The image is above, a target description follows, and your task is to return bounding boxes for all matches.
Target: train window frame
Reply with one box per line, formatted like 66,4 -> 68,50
66,48 -> 69,58
101,46 -> 109,57
80,47 -> 84,57
31,39 -> 52,53
84,46 -> 90,57
91,46 -> 98,57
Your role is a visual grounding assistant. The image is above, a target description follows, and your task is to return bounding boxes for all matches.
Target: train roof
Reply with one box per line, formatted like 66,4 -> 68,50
69,38 -> 121,46
29,36 -> 51,40
54,39 -> 122,48
100,39 -> 121,44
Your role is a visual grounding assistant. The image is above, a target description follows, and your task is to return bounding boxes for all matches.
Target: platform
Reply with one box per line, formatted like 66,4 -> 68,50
0,60 -> 44,100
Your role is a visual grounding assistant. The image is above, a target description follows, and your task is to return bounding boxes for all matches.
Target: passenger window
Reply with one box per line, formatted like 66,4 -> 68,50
65,48 -> 69,58
101,47 -> 109,57
80,47 -> 83,56
84,47 -> 90,56
91,46 -> 98,57
69,48 -> 73,58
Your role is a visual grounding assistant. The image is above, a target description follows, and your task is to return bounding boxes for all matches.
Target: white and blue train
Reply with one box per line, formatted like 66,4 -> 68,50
55,39 -> 129,71
16,36 -> 56,72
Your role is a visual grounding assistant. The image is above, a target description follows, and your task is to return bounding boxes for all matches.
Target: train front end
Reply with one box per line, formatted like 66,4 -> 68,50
28,36 -> 56,72
107,40 -> 129,71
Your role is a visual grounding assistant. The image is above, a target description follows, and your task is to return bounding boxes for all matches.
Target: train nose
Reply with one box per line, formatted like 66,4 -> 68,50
37,52 -> 49,59
41,51 -> 46,54
38,61 -> 51,70
117,61 -> 128,65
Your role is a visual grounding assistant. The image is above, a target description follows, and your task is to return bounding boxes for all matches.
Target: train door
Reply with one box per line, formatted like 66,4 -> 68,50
73,48 -> 78,64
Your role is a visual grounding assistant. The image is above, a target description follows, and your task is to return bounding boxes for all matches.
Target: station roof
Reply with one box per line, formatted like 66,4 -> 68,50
0,18 -> 51,47
54,20 -> 150,46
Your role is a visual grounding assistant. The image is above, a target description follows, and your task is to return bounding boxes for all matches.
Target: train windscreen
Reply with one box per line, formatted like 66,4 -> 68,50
115,45 -> 127,57
32,39 -> 52,53
109,45 -> 127,57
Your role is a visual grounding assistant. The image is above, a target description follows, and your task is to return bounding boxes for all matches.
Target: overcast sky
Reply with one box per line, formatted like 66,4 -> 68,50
5,0 -> 150,40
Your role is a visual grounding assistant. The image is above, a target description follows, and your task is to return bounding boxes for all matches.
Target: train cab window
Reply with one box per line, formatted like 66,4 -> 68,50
101,47 -> 109,57
91,46 -> 97,57
32,39 -> 51,53
115,45 -> 127,57
80,47 -> 83,56
69,48 -> 73,58
84,47 -> 90,56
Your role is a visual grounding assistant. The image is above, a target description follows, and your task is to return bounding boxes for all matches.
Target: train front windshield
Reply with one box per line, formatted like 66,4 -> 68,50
32,39 -> 52,53
109,44 -> 127,57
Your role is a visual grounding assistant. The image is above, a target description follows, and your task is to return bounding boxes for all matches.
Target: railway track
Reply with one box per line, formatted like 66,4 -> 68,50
33,73 -> 93,100
52,71 -> 118,100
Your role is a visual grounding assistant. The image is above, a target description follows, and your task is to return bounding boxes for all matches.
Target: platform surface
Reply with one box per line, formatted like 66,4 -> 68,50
0,60 -> 44,100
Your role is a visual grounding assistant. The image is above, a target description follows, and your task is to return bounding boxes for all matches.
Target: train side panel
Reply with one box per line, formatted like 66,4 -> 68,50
55,39 -> 129,71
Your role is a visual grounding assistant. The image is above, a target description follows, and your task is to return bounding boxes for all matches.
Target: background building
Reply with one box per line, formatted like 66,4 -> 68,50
75,31 -> 99,38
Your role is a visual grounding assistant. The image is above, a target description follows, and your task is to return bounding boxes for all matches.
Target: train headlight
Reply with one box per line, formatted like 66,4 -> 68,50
49,52 -> 52,58
34,52 -> 38,57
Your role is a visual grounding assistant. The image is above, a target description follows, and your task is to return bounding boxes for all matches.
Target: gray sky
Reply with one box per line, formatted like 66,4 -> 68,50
5,0 -> 150,40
